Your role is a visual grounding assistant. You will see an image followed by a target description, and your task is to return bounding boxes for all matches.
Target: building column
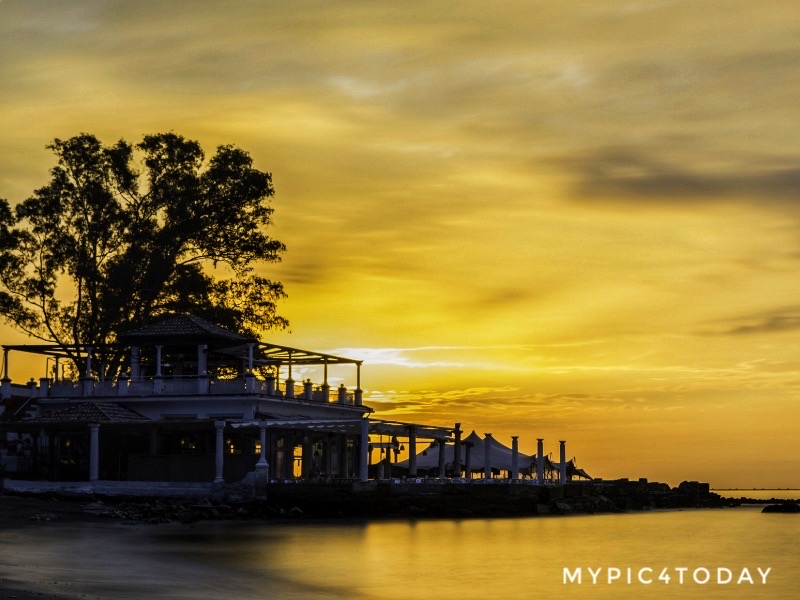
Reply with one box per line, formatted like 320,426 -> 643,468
197,344 -> 209,394
256,423 -> 269,469
453,422 -> 462,478
154,345 -> 164,394
354,362 -> 363,406
214,421 -> 225,483
245,343 -> 256,393
301,436 -> 312,478
464,442 -> 473,479
437,438 -> 447,480
484,433 -> 493,479
82,348 -> 93,396
511,436 -> 519,480
130,346 -> 140,380
89,423 -> 100,482
155,345 -> 163,377
1,348 -> 10,401
117,372 -> 129,396
320,359 -> 330,401
407,425 -> 417,477
559,440 -> 567,485
359,419 -> 369,482
338,434 -> 348,478
537,438 -> 545,483
285,352 -> 294,398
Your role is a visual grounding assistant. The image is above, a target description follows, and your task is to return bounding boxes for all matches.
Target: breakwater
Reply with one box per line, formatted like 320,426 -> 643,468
3,478 -> 724,523
259,478 -> 722,519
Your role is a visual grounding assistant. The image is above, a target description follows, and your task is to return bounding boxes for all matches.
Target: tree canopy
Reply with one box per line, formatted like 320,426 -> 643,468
0,132 -> 287,374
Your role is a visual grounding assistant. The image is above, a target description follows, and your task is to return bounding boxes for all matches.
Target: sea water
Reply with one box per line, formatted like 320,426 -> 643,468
0,505 -> 797,600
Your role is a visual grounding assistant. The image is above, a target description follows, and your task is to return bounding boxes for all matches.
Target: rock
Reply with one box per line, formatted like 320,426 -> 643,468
83,501 -> 107,514
762,502 -> 800,513
28,512 -> 57,521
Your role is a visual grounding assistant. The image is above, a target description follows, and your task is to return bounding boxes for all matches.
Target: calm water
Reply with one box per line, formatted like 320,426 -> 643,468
0,506 -> 797,600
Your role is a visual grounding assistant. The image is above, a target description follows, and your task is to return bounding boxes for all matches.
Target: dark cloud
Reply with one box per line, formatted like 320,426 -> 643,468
703,305 -> 800,335
560,147 -> 800,203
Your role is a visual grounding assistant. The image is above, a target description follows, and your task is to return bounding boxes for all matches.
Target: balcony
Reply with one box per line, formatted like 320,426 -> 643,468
21,374 -> 362,406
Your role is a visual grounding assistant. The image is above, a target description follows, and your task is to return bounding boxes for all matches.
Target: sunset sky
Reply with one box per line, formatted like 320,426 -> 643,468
2,1 -> 800,488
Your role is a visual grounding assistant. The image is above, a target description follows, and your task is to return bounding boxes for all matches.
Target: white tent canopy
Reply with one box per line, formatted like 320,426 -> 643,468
395,431 -> 592,480
397,431 -> 537,475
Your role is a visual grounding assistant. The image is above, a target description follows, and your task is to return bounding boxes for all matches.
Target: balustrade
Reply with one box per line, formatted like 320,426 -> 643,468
37,374 -> 359,404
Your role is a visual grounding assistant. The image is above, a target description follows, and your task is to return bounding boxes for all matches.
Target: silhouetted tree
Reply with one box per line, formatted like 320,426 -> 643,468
0,132 -> 287,374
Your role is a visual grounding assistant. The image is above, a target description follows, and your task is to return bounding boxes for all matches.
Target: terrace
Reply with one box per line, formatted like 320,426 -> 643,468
0,315 -> 364,409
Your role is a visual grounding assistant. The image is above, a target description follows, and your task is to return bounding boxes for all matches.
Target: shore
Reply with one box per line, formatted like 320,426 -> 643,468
0,495 -> 110,600
0,484 -> 784,600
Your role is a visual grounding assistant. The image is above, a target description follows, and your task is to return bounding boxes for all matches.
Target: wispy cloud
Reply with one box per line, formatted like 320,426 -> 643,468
559,147 -> 800,203
702,305 -> 800,336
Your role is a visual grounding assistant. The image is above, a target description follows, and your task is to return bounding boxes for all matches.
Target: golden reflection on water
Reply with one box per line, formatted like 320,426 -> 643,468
241,508 -> 798,600
0,507 -> 797,600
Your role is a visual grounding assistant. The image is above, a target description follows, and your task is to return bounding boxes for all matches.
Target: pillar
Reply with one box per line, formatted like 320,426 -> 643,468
85,347 -> 93,378
117,372 -> 129,396
337,384 -> 347,404
407,425 -> 417,477
1,347 -> 9,379
359,419 -> 369,482
154,345 -> 164,394
511,436 -> 519,481
265,374 -> 276,395
214,421 -> 225,483
155,345 -> 163,377
82,347 -> 93,396
464,442 -> 473,480
437,438 -> 447,480
1,348 -> 10,400
301,436 -> 312,478
256,424 -> 269,475
559,440 -> 567,485
453,422 -> 462,478
355,362 -> 363,406
285,352 -> 294,398
338,434 -> 349,478
130,346 -> 140,380
484,433 -> 493,480
89,423 -> 100,482
537,438 -> 544,483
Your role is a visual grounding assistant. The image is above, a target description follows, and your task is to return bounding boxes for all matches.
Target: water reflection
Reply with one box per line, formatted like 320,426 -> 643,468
0,508 -> 797,600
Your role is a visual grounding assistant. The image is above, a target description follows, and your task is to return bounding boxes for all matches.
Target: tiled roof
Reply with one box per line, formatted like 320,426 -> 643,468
118,314 -> 251,343
24,402 -> 152,424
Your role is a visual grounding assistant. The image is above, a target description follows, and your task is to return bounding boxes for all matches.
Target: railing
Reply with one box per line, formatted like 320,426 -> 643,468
28,375 -> 361,406
209,378 -> 246,394
49,381 -> 82,398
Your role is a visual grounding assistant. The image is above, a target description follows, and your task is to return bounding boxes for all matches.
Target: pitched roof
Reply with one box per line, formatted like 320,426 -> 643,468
118,314 -> 252,344
24,402 -> 152,424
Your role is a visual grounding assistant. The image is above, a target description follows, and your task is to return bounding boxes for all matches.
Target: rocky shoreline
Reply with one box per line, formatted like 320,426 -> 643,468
0,478 -> 731,525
